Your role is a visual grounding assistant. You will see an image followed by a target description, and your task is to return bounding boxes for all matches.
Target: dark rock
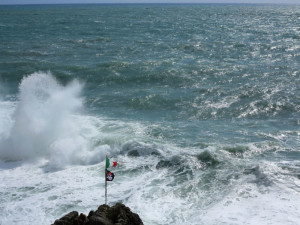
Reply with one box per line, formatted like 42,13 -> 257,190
88,216 -> 113,225
197,151 -> 219,167
51,211 -> 78,225
88,210 -> 95,218
52,203 -> 143,225
88,203 -> 143,225
78,213 -> 88,225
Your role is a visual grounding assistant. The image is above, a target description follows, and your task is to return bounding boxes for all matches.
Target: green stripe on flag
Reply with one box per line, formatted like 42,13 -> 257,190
106,157 -> 110,168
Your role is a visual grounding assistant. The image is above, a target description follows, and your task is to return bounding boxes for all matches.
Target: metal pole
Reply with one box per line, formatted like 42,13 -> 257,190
105,155 -> 107,205
105,169 -> 107,205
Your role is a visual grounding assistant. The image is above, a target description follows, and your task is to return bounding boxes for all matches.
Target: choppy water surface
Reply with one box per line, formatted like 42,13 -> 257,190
0,4 -> 299,225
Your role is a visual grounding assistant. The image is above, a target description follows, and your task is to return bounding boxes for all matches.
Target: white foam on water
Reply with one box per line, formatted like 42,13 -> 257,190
0,72 -> 116,169
0,142 -> 300,225
0,160 -> 105,225
0,71 -> 156,170
200,182 -> 300,225
0,72 -> 299,225
0,100 -> 16,140
101,154 -> 191,225
204,95 -> 239,110
199,158 -> 300,225
0,72 -> 82,161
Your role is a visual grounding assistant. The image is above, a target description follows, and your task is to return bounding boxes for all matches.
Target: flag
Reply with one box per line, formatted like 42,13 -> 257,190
106,156 -> 117,168
106,169 -> 115,181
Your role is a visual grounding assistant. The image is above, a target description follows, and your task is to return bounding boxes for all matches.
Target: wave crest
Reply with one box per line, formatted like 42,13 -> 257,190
0,72 -> 108,169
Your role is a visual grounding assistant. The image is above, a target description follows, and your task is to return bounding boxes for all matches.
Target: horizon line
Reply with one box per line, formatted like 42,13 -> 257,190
0,2 -> 299,6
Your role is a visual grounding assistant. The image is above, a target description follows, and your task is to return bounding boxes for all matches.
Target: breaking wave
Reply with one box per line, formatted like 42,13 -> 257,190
0,72 -> 108,169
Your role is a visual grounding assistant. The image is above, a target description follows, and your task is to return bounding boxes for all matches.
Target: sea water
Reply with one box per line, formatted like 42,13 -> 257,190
0,4 -> 299,225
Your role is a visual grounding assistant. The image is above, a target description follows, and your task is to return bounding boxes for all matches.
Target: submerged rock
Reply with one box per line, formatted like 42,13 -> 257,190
197,151 -> 219,167
52,203 -> 143,225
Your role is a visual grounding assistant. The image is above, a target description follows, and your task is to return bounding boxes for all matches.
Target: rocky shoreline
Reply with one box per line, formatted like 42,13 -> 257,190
51,203 -> 143,225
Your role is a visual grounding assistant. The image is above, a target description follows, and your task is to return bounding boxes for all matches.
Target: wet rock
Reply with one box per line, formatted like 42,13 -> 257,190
52,203 -> 143,225
78,213 -> 88,225
51,211 -> 78,225
197,151 -> 219,167
88,203 -> 143,225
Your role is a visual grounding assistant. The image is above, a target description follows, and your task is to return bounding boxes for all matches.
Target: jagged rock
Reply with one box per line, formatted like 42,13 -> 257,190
88,203 -> 143,225
51,211 -> 78,225
52,203 -> 143,225
88,216 -> 113,225
78,213 -> 89,225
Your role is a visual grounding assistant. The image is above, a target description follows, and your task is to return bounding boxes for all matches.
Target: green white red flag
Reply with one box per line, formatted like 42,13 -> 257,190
106,156 -> 117,168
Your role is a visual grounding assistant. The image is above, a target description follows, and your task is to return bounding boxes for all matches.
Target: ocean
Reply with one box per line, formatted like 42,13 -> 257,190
0,3 -> 299,225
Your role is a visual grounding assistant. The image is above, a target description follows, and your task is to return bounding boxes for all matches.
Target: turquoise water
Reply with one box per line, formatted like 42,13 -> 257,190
0,4 -> 299,225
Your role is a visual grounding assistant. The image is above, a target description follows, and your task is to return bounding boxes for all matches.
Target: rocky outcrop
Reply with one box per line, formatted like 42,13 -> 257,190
52,203 -> 143,225
51,211 -> 78,225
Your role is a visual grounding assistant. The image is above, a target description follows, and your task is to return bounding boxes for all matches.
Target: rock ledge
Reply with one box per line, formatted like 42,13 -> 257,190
52,203 -> 143,225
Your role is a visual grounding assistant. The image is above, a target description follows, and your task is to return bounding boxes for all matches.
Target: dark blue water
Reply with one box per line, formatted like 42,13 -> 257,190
0,4 -> 299,225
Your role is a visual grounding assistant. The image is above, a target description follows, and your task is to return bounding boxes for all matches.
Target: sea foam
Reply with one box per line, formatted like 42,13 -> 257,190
0,72 -> 107,169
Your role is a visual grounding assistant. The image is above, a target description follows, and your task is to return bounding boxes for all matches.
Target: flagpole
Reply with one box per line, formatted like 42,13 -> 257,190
105,155 -> 107,205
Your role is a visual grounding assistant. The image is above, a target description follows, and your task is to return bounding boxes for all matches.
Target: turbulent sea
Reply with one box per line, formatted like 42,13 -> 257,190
0,4 -> 300,225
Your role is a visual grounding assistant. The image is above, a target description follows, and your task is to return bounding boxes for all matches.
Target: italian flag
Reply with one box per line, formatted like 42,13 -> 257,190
106,156 -> 117,168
